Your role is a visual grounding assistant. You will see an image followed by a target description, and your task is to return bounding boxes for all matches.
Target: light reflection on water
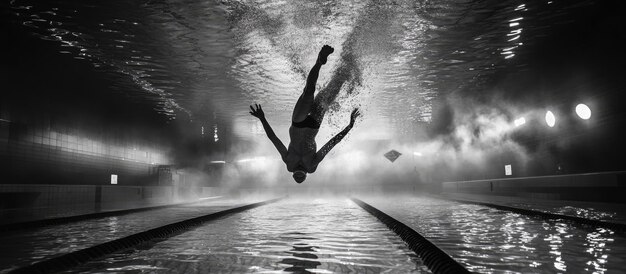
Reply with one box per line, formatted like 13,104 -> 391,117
366,196 -> 626,274
0,201 -> 245,272
74,198 -> 427,273
583,228 -> 614,273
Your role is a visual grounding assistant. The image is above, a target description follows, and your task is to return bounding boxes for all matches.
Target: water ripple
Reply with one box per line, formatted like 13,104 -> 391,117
367,196 -> 626,273
7,0 -> 599,137
75,198 -> 428,273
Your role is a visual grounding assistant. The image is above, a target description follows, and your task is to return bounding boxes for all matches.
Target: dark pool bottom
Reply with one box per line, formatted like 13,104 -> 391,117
71,198 -> 429,273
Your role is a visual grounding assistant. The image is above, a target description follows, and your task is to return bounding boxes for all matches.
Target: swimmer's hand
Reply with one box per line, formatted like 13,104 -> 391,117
249,104 -> 265,119
349,108 -> 361,127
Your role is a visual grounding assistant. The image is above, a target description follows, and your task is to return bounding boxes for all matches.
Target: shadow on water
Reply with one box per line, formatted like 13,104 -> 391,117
279,232 -> 321,273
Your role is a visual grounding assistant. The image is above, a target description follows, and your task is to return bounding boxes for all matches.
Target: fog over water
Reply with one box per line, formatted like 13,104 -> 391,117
5,0 -> 626,186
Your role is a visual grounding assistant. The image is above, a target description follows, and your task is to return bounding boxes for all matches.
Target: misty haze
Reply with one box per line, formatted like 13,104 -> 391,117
2,0 -> 626,273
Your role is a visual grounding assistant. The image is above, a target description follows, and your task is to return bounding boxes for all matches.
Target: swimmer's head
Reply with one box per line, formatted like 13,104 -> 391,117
293,170 -> 307,184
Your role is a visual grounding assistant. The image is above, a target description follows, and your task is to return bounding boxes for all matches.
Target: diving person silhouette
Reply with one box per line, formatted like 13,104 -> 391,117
249,45 -> 360,183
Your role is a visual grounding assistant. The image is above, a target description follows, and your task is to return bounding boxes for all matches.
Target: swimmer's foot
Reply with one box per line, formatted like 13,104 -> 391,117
317,45 -> 334,65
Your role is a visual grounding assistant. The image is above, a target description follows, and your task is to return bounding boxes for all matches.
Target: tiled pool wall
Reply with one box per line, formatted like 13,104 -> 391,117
442,171 -> 625,202
0,184 -> 227,224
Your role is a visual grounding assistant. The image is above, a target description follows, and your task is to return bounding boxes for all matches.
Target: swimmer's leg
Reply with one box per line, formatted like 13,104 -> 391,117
310,85 -> 338,125
292,45 -> 334,123
310,67 -> 347,125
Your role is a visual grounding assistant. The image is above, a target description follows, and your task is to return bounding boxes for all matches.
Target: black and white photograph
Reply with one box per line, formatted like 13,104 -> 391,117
2,0 -> 625,273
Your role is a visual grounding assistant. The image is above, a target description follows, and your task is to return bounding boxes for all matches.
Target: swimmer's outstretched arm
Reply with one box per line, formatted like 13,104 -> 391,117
250,104 -> 288,161
315,108 -> 361,163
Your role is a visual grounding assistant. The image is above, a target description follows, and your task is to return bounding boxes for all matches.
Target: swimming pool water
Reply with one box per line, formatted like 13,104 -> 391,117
73,198 -> 427,273
365,195 -> 626,273
0,198 -> 251,272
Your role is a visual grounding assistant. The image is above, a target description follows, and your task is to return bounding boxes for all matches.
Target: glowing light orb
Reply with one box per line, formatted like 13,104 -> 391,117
575,103 -> 591,120
514,117 -> 526,127
545,111 -> 556,127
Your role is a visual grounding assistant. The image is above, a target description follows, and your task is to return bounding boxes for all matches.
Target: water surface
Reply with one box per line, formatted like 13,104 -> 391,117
6,0 -> 598,139
366,195 -> 626,273
73,198 -> 427,273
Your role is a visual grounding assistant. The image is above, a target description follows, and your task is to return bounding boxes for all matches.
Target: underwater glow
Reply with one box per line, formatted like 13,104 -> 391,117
236,157 -> 267,163
545,111 -> 556,127
514,117 -> 526,127
576,104 -> 591,120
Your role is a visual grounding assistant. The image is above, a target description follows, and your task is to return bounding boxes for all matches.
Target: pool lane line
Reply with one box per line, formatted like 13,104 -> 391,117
351,198 -> 470,274
0,196 -> 224,232
9,197 -> 283,274
443,197 -> 626,232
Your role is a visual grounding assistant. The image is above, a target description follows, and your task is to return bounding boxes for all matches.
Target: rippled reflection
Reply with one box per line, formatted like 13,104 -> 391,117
544,222 -> 567,272
501,3 -> 526,59
106,216 -> 120,234
584,228 -> 615,273
280,237 -> 322,273
73,198 -> 427,273
7,0 -> 599,137
367,196 -> 626,273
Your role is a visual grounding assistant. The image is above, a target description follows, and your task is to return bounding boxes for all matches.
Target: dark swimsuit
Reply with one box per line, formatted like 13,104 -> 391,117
292,115 -> 320,129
